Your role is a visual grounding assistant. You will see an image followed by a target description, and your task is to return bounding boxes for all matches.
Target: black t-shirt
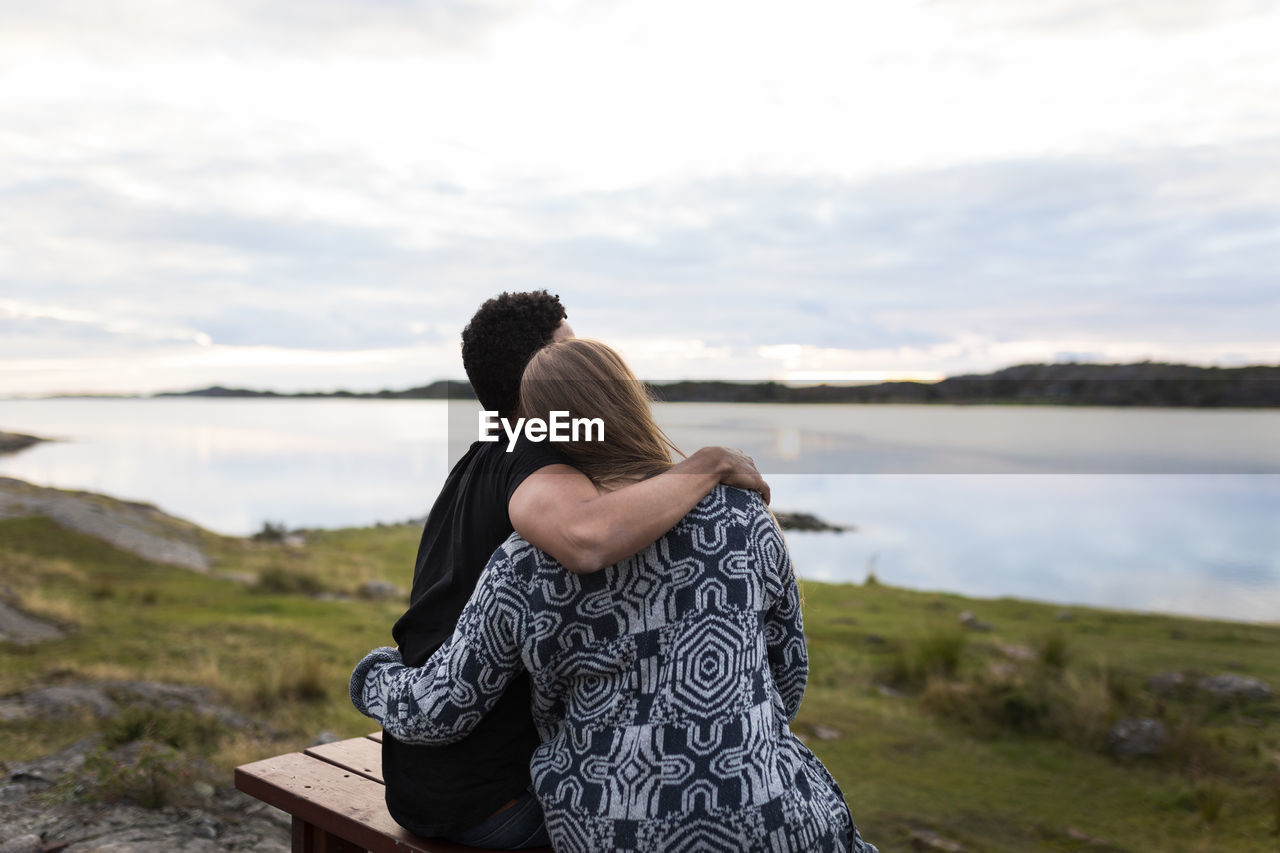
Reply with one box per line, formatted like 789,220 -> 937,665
383,434 -> 564,834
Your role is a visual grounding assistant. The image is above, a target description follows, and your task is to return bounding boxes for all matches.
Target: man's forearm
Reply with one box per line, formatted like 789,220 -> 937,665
566,447 -> 730,569
511,447 -> 756,574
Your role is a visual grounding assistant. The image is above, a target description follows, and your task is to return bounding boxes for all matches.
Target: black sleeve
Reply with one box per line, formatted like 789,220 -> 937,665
500,435 -> 569,505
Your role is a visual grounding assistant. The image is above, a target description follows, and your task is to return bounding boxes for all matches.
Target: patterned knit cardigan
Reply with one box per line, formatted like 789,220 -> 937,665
351,485 -> 876,853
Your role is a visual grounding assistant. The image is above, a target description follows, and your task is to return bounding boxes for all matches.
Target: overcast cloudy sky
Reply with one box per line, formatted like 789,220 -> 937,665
3,0 -> 1278,394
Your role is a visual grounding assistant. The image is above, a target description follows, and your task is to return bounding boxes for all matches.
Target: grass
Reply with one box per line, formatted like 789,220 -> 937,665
2,508 -> 1279,851
797,581 -> 1280,851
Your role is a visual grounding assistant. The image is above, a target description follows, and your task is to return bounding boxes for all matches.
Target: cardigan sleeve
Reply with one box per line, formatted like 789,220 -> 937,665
350,558 -> 524,745
755,504 -> 809,722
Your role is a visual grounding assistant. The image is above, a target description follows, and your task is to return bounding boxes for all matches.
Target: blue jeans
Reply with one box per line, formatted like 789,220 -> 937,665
444,789 -> 549,849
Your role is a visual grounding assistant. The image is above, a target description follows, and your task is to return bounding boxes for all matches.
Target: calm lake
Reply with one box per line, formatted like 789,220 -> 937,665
2,398 -> 1277,622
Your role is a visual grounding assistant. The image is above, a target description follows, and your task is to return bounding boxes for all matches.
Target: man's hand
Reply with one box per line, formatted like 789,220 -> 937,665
698,446 -> 770,505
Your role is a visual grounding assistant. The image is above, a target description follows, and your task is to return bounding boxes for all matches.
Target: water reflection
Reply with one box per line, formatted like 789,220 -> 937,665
0,398 -> 451,533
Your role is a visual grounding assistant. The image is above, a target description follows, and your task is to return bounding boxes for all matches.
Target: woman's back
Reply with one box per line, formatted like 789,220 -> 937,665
457,484 -> 856,852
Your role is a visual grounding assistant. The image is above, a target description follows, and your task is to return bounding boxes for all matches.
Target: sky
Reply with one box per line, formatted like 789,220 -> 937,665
2,0 -> 1279,395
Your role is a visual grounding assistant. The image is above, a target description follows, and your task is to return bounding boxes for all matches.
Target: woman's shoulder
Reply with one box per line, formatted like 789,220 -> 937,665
666,484 -> 773,545
486,531 -> 554,580
694,483 -> 770,522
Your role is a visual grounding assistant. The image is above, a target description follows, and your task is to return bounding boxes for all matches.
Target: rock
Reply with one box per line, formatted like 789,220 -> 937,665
2,738 -> 97,793
0,600 -> 65,645
15,685 -> 118,719
873,683 -> 902,698
0,703 -> 27,723
958,611 -> 993,632
357,580 -> 400,601
1053,610 -> 1076,622
865,634 -> 886,646
771,511 -> 851,533
996,643 -> 1036,661
103,681 -> 257,730
1196,674 -> 1271,701
812,725 -> 841,740
309,731 -> 341,747
1146,671 -> 1187,696
986,663 -> 1019,681
190,816 -> 220,839
907,826 -> 965,851
1107,718 -> 1166,758
0,478 -> 209,571
0,834 -> 42,853
0,432 -> 46,455
1065,826 -> 1111,846
1,742 -> 290,852
0,681 -> 256,732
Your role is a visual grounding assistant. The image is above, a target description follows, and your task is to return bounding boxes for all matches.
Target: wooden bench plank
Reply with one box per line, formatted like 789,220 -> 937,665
306,736 -> 384,784
237,737 -> 553,853
236,752 -> 479,853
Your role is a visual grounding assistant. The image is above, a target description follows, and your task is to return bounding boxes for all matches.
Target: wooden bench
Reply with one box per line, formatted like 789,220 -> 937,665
235,731 -> 553,853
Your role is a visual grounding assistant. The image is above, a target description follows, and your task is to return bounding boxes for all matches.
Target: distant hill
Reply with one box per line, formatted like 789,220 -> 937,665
658,362 -> 1280,407
157,380 -> 475,400
156,362 -> 1280,407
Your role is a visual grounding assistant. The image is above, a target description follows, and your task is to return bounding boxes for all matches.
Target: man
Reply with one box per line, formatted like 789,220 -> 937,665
385,291 -> 769,848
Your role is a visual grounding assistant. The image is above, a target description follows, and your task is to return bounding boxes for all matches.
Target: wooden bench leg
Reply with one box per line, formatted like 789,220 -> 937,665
292,816 -> 367,853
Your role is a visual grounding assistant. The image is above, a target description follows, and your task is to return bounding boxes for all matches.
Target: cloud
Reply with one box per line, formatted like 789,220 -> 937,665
3,138 -> 1277,389
493,144 -> 1280,352
6,0 -> 1277,197
0,0 -> 527,58
0,299 -> 212,350
926,0 -> 1279,33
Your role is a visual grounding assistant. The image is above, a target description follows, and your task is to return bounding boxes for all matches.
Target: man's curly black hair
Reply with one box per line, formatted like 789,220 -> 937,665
462,290 -> 567,418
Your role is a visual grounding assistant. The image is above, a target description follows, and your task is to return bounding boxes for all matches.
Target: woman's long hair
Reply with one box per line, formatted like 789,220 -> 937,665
519,339 -> 683,489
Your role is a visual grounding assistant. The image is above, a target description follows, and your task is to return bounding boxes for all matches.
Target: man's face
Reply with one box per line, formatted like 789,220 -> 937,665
552,319 -> 575,342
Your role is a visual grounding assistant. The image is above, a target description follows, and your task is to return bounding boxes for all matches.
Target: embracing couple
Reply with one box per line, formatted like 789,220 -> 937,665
349,292 -> 877,853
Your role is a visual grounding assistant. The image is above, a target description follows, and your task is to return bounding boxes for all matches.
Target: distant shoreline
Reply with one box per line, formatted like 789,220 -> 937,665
24,361 -> 1280,407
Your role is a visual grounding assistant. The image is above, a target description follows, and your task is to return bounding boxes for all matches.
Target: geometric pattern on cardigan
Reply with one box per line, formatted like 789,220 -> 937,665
352,485 -> 878,853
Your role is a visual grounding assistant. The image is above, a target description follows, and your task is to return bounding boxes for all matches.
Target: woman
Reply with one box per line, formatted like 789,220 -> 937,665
351,339 -> 877,853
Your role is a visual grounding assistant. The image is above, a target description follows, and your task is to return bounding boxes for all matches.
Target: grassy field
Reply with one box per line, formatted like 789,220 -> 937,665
1,511 -> 1278,852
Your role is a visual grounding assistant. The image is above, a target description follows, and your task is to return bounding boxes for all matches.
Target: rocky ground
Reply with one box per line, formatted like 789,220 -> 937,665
0,601 -> 65,646
0,479 -> 209,572
0,738 -> 291,853
0,679 -> 292,852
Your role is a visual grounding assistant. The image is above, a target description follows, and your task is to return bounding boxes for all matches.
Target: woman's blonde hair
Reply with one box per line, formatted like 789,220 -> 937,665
519,339 -> 683,489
